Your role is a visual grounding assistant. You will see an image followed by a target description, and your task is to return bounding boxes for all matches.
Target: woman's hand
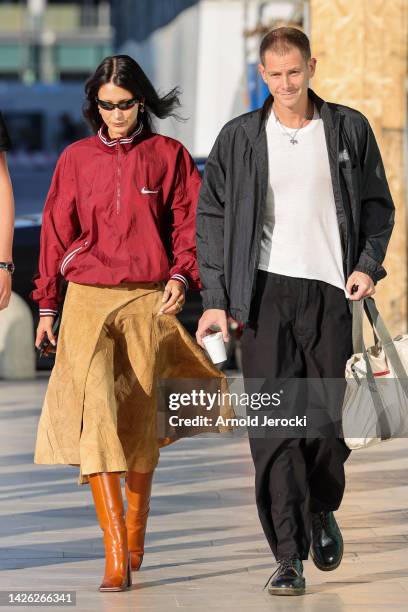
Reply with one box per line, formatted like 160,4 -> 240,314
35,315 -> 57,354
158,279 -> 186,315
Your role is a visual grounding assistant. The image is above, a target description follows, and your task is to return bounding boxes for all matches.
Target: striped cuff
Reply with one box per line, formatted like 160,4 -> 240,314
39,308 -> 58,317
170,274 -> 189,290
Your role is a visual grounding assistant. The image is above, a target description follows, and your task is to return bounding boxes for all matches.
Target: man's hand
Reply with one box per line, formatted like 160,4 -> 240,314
196,309 -> 229,348
346,271 -> 375,300
158,279 -> 186,315
0,269 -> 11,311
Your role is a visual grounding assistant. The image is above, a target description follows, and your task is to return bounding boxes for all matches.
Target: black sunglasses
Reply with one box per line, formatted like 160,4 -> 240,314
96,97 -> 140,111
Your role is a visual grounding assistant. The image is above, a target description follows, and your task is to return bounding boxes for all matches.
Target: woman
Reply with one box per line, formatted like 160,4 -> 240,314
0,111 -> 15,311
30,55 -> 229,592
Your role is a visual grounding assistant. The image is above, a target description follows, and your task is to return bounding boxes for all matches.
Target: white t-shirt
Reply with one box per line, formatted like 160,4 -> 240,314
258,103 -> 349,297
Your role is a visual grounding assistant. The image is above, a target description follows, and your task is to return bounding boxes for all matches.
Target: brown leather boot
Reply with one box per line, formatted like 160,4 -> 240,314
125,471 -> 154,571
89,472 -> 132,591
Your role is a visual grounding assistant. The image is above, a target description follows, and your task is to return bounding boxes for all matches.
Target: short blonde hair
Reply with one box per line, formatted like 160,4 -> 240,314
260,27 -> 311,65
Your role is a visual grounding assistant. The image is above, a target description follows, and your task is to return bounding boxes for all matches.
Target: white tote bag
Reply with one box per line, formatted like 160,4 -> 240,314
342,297 -> 408,450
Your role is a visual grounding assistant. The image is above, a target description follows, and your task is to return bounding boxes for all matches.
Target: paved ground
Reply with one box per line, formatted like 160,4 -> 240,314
0,373 -> 408,611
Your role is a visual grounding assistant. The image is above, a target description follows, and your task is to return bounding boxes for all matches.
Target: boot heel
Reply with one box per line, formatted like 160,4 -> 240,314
130,551 -> 144,571
135,553 -> 143,571
127,552 -> 132,587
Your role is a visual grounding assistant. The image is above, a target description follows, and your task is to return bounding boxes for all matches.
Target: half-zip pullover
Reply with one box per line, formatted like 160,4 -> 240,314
30,123 -> 201,315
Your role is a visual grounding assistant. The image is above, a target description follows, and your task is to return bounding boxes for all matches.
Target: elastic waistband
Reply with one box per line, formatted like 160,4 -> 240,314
257,270 -> 341,289
257,270 -> 312,284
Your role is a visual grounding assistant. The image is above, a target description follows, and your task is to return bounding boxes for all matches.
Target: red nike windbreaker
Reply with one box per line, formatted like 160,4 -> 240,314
29,123 -> 202,316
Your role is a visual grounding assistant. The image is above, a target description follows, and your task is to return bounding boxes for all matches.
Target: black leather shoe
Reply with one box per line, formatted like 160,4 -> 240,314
310,511 -> 343,571
265,557 -> 305,596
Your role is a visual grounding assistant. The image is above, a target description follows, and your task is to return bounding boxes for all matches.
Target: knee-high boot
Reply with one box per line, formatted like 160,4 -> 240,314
125,471 -> 154,571
88,472 -> 132,591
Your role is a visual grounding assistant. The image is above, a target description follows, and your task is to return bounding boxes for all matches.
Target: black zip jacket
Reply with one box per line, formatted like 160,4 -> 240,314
196,88 -> 395,324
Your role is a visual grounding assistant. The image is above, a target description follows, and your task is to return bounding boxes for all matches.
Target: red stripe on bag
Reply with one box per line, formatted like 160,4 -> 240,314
373,370 -> 390,377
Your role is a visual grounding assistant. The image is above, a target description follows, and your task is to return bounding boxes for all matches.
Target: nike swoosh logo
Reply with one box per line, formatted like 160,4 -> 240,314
141,186 -> 159,194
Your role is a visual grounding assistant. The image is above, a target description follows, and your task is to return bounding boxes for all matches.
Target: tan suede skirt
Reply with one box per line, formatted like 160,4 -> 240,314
33,281 -> 231,486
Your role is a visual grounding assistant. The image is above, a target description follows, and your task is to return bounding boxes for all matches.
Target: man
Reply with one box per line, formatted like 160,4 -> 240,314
0,111 -> 14,311
195,27 -> 394,595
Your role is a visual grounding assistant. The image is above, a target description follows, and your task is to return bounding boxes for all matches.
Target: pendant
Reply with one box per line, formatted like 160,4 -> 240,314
290,138 -> 298,145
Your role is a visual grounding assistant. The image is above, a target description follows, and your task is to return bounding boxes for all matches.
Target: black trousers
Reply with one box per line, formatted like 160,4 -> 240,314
241,270 -> 353,561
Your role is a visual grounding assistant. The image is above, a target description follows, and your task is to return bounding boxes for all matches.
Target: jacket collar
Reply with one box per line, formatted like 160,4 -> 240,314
96,121 -> 144,153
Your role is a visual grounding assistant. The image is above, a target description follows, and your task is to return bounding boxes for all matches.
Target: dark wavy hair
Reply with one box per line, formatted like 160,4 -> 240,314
83,54 -> 184,133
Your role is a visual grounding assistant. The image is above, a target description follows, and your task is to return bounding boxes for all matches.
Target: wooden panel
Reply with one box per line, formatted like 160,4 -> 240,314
310,0 -> 408,334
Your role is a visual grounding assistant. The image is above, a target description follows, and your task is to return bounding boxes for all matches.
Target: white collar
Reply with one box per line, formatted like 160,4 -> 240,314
97,122 -> 143,147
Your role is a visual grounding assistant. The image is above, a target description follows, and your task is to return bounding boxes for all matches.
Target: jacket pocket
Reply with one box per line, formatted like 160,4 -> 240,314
60,240 -> 88,276
339,162 -> 357,175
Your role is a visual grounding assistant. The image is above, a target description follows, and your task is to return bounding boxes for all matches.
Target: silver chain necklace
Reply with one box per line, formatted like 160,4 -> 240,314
274,102 -> 314,145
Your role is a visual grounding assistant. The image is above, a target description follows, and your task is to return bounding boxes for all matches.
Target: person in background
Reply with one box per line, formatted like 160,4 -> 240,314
0,111 -> 15,310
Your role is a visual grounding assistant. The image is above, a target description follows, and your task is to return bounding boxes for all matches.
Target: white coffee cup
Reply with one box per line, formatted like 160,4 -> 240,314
202,331 -> 227,364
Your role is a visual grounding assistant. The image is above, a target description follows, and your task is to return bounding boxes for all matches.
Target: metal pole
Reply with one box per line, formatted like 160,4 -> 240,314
27,0 -> 46,82
303,0 -> 310,37
243,0 -> 250,107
